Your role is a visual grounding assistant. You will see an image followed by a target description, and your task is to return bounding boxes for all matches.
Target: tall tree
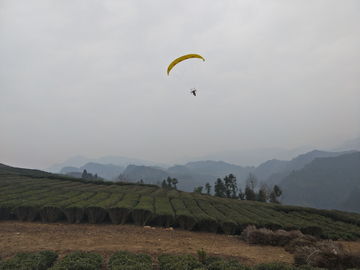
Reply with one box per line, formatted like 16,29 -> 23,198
244,173 -> 258,201
269,185 -> 283,204
223,175 -> 232,198
228,174 -> 238,199
245,185 -> 256,201
172,178 -> 178,189
214,178 -> 226,197
205,182 -> 211,194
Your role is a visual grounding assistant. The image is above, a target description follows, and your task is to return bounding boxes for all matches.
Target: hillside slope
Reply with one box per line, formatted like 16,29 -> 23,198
1,163 -> 360,241
281,152 -> 360,212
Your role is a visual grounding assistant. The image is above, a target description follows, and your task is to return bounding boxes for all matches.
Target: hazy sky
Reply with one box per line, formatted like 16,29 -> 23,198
1,0 -> 359,170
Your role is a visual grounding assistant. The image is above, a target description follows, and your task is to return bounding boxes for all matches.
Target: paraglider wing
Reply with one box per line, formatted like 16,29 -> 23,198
167,54 -> 205,75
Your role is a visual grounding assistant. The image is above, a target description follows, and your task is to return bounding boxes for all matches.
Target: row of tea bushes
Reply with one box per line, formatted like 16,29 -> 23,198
63,192 -> 110,223
0,250 -> 58,270
171,197 -> 197,230
109,193 -> 140,224
2,250 -> 350,270
1,176 -> 360,240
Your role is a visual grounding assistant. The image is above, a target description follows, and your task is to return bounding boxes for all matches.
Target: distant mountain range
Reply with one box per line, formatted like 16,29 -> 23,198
280,151 -> 360,213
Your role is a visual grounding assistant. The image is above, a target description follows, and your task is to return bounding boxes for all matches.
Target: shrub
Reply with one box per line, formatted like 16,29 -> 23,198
109,194 -> 140,224
85,193 -> 124,224
40,191 -> 95,222
197,248 -> 206,264
183,198 -> 218,233
132,195 -> 154,226
197,199 -> 237,235
49,251 -> 102,270
63,193 -> 110,223
211,201 -> 256,232
171,197 -> 197,230
284,235 -> 317,254
293,240 -> 360,269
12,189 -> 71,222
252,262 -> 296,270
241,226 -> 312,248
0,250 -> 58,270
154,196 -> 175,227
166,189 -> 181,198
158,254 -> 202,270
107,251 -> 152,270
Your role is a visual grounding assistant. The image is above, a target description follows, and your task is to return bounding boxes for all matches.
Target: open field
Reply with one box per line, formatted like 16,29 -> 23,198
1,221 -> 360,268
0,220 -> 297,265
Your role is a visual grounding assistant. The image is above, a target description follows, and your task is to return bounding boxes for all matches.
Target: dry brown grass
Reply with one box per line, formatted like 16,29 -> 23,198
294,240 -> 360,269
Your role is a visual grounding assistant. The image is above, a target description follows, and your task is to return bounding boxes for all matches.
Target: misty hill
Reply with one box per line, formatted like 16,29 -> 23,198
280,151 -> 360,213
330,136 -> 360,152
183,160 -> 253,179
59,162 -> 125,181
47,155 -> 167,174
263,150 -> 355,185
123,165 -> 168,184
338,185 -> 360,214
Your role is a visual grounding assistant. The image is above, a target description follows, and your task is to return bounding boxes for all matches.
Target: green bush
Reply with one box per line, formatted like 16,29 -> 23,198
85,193 -> 124,224
183,198 -> 218,233
63,193 -> 110,223
40,191 -> 95,222
252,262 -> 296,270
108,193 -> 140,224
132,195 -> 154,226
211,201 -> 256,232
0,250 -> 58,270
154,196 -> 175,227
197,199 -> 237,235
171,197 -> 197,230
107,251 -> 152,270
49,251 -> 102,270
158,254 -> 202,270
12,189 -> 71,222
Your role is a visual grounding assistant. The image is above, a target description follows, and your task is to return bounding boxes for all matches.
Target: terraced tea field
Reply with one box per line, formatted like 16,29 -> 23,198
1,165 -> 360,241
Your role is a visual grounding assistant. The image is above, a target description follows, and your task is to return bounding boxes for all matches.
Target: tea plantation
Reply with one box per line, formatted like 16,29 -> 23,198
1,164 -> 360,241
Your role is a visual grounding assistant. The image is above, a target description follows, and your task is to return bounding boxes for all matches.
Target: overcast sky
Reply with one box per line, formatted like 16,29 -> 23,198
1,0 -> 359,170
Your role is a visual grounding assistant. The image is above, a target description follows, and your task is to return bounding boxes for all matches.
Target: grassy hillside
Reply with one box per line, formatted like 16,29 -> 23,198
1,163 -> 360,241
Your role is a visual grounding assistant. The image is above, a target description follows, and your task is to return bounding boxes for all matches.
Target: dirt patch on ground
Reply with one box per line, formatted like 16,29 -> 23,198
0,221 -> 359,267
0,220 -> 292,266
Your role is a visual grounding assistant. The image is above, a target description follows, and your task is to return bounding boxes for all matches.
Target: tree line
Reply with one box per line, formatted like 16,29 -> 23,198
194,173 -> 283,204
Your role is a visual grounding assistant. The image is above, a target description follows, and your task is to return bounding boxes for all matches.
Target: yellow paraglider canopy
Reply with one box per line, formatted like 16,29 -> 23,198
167,54 -> 205,75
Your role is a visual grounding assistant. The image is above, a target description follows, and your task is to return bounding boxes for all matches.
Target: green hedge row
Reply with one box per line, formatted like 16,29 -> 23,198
132,195 -> 154,226
49,252 -> 102,270
63,192 -> 110,223
2,250 -> 354,270
107,251 -> 152,270
210,201 -> 256,231
12,190 -> 82,222
108,193 -> 140,224
196,199 -> 237,235
40,191 -> 95,222
158,254 -> 202,270
154,196 -> 175,227
0,250 -> 58,270
170,197 -> 197,230
85,193 -> 125,224
273,204 -> 360,227
182,198 -> 218,233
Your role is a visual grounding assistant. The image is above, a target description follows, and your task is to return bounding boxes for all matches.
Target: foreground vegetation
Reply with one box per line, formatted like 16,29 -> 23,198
1,248 -> 359,270
1,164 -> 360,241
